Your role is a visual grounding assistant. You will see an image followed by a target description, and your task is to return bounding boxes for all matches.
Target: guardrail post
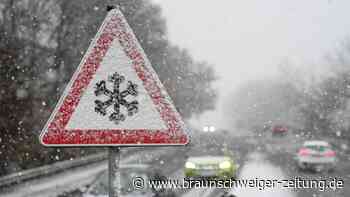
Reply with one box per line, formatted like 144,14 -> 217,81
108,147 -> 120,197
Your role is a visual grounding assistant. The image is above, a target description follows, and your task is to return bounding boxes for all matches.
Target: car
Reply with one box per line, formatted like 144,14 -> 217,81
184,155 -> 238,180
272,125 -> 288,136
83,164 -> 176,197
296,140 -> 337,172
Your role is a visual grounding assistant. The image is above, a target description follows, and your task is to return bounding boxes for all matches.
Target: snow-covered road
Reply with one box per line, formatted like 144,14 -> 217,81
1,148 -> 177,197
181,152 -> 295,197
4,135 -> 335,197
228,152 -> 295,197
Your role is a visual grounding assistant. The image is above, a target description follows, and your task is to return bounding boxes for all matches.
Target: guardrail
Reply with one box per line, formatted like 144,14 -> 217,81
0,147 -> 146,189
0,152 -> 108,188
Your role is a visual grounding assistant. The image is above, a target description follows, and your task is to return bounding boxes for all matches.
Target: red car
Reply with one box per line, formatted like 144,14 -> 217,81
296,141 -> 337,172
272,125 -> 288,136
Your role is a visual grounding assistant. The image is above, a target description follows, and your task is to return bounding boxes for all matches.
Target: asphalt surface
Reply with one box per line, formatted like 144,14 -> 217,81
263,135 -> 350,197
56,133 -> 255,197
266,146 -> 350,197
3,132 -> 349,197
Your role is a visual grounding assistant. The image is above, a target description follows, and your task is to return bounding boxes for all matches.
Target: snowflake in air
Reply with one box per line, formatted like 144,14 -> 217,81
94,72 -> 139,124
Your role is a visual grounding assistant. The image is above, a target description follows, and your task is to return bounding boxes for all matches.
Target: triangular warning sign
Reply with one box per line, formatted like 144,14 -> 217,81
39,8 -> 189,146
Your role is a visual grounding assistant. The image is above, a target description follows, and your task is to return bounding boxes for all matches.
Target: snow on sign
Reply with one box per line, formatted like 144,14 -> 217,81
39,8 -> 189,146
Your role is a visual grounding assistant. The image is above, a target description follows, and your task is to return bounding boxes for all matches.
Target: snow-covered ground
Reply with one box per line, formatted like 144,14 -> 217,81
2,137 -> 309,197
1,148 -> 175,197
180,152 -> 296,197
228,152 -> 295,197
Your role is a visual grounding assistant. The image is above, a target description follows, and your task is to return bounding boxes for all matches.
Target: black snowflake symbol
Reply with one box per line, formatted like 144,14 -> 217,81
94,72 -> 138,124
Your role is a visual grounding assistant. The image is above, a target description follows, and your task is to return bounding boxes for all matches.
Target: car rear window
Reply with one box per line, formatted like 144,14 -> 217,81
305,145 -> 329,152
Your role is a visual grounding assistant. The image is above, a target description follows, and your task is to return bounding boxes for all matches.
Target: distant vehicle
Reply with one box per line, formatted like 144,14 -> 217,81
83,164 -> 176,197
272,125 -> 288,136
184,155 -> 238,180
296,140 -> 337,172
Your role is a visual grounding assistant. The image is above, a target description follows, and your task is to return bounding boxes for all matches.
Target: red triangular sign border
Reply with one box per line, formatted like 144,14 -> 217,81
39,9 -> 189,146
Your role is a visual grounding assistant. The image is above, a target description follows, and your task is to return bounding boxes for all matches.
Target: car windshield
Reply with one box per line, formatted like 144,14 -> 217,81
305,145 -> 330,152
189,147 -> 223,157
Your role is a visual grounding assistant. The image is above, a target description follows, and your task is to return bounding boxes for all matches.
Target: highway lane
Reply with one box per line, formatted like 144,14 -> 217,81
4,133 -> 336,197
178,135 -> 255,197
182,152 -> 295,197
1,147 -> 185,197
267,149 -> 349,197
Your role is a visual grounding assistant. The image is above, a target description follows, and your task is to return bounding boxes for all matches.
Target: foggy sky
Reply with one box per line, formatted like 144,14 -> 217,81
152,0 -> 350,130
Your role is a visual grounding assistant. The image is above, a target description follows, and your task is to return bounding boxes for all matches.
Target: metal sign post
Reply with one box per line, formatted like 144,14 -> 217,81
108,147 -> 120,197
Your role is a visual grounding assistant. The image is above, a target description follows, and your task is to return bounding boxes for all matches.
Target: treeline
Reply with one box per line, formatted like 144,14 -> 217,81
227,41 -> 350,140
0,0 -> 217,176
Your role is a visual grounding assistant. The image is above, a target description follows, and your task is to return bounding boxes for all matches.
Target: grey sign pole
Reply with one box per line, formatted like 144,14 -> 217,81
106,5 -> 121,197
108,147 -> 120,197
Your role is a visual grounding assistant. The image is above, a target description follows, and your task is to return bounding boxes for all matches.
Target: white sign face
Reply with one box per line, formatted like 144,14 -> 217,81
39,8 -> 189,146
66,39 -> 167,130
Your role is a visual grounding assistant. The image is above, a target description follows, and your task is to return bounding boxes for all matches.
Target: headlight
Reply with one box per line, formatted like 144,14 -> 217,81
185,162 -> 196,169
219,161 -> 232,169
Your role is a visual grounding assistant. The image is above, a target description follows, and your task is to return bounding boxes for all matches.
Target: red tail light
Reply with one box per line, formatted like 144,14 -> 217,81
324,151 -> 336,157
298,148 -> 309,156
